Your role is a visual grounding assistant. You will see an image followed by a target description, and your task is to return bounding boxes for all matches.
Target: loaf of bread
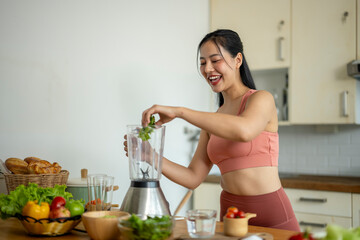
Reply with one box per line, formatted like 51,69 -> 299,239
5,158 -> 29,174
5,157 -> 62,174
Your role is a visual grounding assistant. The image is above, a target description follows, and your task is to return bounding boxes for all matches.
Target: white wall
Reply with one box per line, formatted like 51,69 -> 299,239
0,0 -> 210,216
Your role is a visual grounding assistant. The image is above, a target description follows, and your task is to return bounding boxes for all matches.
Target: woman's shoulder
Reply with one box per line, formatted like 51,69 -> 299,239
249,89 -> 274,101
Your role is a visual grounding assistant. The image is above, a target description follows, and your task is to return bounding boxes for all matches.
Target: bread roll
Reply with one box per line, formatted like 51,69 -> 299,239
27,160 -> 52,174
24,156 -> 42,164
5,158 -> 29,174
52,162 -> 62,173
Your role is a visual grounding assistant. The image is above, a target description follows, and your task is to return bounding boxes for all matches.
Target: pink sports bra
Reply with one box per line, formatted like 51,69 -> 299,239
207,89 -> 279,174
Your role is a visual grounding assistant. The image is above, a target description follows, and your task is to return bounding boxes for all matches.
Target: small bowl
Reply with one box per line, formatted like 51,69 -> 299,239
223,213 -> 256,237
118,214 -> 174,240
82,211 -> 130,240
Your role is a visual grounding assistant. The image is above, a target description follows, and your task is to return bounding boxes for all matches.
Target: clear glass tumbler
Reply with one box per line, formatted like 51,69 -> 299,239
186,209 -> 217,238
87,174 -> 114,211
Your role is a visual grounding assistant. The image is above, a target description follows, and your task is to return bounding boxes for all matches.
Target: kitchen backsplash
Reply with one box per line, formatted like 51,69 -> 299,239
278,125 -> 360,176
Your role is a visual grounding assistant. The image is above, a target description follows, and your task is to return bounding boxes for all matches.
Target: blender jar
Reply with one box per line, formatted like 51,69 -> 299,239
127,125 -> 165,182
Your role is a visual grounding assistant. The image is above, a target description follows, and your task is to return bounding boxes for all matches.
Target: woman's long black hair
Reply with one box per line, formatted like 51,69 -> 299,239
197,29 -> 256,107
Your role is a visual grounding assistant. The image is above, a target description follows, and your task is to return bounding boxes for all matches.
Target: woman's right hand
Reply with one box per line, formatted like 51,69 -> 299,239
142,104 -> 181,127
123,135 -> 128,157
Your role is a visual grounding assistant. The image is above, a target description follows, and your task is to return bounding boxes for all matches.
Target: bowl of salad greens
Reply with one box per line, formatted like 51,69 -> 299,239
118,214 -> 174,240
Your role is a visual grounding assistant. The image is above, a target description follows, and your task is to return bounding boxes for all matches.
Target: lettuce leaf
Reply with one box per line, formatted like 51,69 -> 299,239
0,183 -> 73,219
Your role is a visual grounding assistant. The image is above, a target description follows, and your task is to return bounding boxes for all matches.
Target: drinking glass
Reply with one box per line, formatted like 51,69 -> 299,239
87,174 -> 107,211
94,175 -> 115,211
186,209 -> 217,238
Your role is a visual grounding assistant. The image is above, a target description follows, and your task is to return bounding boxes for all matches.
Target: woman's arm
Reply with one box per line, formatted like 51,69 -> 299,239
142,90 -> 276,142
161,130 -> 213,189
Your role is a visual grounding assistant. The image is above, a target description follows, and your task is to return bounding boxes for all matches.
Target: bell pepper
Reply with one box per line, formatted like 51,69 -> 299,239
22,200 -> 50,219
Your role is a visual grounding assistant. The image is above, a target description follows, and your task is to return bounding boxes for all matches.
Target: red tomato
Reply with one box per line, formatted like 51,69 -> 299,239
50,196 -> 66,210
227,206 -> 239,214
225,212 -> 235,218
235,210 -> 246,218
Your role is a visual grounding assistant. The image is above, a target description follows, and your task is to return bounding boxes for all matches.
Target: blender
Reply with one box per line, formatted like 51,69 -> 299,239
120,125 -> 171,216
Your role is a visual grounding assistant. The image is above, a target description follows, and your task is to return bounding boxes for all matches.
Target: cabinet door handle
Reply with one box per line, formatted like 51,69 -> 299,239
278,37 -> 285,61
299,221 -> 327,228
299,197 -> 327,203
342,90 -> 349,117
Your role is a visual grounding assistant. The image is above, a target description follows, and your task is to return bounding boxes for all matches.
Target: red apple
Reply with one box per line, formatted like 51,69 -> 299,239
50,196 -> 66,210
49,206 -> 71,219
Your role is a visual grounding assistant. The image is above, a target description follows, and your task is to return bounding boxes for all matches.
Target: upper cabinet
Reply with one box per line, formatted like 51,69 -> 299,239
210,0 -> 290,70
210,0 -> 360,124
290,0 -> 358,124
358,0 -> 360,60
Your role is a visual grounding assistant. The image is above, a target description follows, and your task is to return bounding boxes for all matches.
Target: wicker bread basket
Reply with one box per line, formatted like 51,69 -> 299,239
4,170 -> 69,193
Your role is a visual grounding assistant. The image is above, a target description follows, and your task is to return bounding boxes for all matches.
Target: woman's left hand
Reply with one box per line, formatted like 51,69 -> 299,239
142,104 -> 180,126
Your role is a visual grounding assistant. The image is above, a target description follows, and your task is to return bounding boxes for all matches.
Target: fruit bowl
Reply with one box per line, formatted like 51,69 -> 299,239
17,214 -> 81,236
118,214 -> 174,240
223,213 -> 257,237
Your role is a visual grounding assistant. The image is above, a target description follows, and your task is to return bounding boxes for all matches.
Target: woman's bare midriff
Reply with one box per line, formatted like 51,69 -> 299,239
220,166 -> 282,196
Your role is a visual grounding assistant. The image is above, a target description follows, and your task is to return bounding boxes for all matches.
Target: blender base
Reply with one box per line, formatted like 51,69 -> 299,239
120,180 -> 171,216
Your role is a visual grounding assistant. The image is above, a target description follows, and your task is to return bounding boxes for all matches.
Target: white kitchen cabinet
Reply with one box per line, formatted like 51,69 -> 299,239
358,0 -> 360,60
284,188 -> 355,232
210,0 -> 290,70
193,182 -> 222,221
210,0 -> 360,125
353,194 -> 360,227
290,0 -> 359,124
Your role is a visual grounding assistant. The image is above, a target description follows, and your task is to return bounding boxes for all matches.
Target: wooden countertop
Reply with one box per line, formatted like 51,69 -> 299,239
0,217 -> 297,240
204,174 -> 360,193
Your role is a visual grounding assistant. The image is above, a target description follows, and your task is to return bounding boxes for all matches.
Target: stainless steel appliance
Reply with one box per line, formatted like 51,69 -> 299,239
120,125 -> 170,216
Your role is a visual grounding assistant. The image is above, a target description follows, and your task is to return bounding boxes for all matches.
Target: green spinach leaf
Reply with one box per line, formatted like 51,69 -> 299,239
138,116 -> 156,141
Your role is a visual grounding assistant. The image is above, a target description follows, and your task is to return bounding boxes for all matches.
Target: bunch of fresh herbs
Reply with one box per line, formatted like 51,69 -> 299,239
138,116 -> 156,141
121,214 -> 172,240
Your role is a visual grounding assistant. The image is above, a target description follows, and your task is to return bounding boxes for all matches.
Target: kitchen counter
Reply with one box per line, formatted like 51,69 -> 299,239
204,174 -> 360,193
0,217 -> 297,240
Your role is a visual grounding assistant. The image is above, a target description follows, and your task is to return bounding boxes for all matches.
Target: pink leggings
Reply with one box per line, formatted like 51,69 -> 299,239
220,187 -> 300,232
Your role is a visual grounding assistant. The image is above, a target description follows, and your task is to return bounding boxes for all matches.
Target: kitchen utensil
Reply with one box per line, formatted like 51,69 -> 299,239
66,169 -> 89,202
120,125 -> 170,216
173,190 -> 193,216
224,213 -> 257,237
82,210 -> 130,240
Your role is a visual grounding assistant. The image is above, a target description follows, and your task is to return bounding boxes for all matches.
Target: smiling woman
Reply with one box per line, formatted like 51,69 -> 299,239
123,29 -> 300,231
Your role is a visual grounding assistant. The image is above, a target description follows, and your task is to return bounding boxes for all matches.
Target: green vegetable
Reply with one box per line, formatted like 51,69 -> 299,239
138,116 -> 156,141
321,224 -> 360,240
0,183 -> 82,219
121,214 -> 172,240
